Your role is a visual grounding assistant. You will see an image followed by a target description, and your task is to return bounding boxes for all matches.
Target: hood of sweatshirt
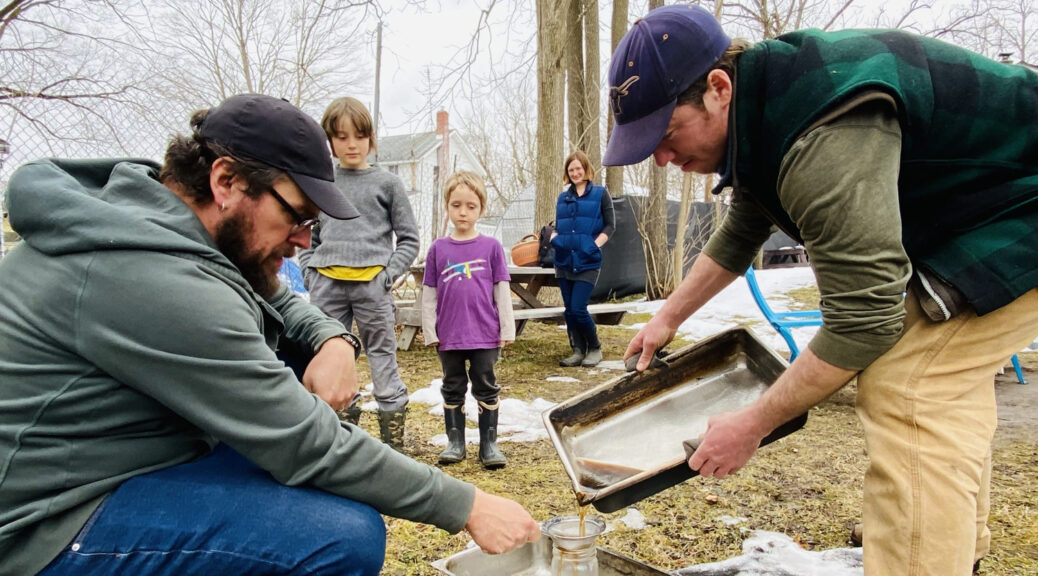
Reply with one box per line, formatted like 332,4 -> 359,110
10,158 -> 215,257
6,158 -> 248,278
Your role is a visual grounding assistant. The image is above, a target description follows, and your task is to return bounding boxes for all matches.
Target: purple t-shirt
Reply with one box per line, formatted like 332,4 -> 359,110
423,235 -> 511,351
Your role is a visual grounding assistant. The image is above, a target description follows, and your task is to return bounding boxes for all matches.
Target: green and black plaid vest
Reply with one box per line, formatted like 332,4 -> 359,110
731,28 -> 1037,315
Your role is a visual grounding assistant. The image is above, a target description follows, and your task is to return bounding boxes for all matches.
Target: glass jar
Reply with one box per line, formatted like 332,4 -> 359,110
542,515 -> 605,576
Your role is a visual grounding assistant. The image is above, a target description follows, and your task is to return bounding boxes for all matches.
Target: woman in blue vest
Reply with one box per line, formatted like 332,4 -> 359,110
551,150 -> 615,367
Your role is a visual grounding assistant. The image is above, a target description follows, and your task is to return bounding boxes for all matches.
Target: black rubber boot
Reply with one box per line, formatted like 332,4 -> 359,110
338,405 -> 362,426
438,404 -> 467,464
477,402 -> 507,470
377,407 -> 407,452
559,328 -> 586,367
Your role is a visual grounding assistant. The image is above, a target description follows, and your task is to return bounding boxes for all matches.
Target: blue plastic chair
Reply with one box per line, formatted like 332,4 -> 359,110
1010,354 -> 1026,384
746,267 -> 1027,382
744,267 -> 822,361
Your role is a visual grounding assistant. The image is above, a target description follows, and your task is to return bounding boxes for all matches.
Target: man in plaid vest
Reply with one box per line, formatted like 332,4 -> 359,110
609,6 -> 1037,576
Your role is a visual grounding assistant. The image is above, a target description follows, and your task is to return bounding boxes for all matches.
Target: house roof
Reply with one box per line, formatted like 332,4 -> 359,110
374,130 -> 442,165
373,128 -> 487,182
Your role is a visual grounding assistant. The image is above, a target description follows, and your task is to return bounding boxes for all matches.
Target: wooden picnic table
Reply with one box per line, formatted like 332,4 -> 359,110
501,265 -> 558,308
762,246 -> 808,269
394,263 -> 637,350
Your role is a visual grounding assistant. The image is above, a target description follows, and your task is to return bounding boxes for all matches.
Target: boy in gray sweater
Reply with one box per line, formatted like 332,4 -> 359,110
299,97 -> 420,451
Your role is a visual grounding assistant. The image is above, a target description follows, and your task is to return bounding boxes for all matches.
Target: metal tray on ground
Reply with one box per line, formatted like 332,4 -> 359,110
543,327 -> 807,513
430,534 -> 668,575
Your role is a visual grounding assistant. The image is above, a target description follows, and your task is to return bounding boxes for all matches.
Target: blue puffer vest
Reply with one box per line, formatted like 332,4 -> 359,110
552,182 -> 605,273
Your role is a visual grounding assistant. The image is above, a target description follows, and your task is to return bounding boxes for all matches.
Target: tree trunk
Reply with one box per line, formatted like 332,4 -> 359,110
566,0 -> 586,152
583,0 -> 601,169
645,163 -> 671,299
673,172 -> 693,286
642,0 -> 671,300
605,0 -> 627,197
535,0 -> 569,228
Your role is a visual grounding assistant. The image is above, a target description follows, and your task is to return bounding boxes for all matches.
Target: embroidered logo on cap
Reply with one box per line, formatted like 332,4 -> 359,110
610,76 -> 640,116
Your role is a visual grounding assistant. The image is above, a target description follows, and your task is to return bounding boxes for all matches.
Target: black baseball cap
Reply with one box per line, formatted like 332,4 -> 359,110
200,93 -> 359,220
603,5 -> 731,166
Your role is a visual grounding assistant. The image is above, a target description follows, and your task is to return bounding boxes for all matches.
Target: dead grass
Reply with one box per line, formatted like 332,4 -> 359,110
355,316 -> 1037,575
785,285 -> 821,310
2,214 -> 20,249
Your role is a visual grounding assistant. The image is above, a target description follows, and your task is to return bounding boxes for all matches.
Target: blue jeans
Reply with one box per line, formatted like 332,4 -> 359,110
38,444 -> 386,576
558,278 -> 600,349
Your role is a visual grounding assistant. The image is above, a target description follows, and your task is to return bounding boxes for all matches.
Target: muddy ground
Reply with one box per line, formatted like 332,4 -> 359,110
369,319 -> 1038,576
993,367 -> 1037,444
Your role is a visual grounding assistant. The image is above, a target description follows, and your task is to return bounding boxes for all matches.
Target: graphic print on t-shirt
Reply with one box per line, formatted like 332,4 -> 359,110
423,236 -> 510,351
440,259 -> 487,289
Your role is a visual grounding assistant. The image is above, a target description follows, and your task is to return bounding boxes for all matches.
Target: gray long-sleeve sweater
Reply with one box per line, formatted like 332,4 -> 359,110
298,166 -> 420,284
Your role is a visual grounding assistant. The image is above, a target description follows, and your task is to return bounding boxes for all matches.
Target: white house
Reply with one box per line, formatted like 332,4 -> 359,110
372,111 -> 485,257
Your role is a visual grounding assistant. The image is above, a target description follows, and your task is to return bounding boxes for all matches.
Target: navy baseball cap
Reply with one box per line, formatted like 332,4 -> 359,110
200,93 -> 359,220
603,5 -> 731,166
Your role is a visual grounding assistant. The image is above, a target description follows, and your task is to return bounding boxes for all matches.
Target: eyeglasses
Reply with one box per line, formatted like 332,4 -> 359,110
267,186 -> 319,233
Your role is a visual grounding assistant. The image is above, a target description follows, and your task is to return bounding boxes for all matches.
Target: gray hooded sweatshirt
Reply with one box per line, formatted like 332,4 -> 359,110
0,159 -> 473,575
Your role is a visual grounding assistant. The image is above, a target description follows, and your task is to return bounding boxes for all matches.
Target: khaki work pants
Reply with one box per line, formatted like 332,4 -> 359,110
856,287 -> 1038,576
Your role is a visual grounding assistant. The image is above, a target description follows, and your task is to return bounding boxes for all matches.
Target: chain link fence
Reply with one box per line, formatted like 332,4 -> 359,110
1,99 -> 473,263
1,99 -> 204,256
2,99 -> 190,255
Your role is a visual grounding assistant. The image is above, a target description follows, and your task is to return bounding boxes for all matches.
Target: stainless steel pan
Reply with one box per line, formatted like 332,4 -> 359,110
543,327 -> 808,513
430,534 -> 668,575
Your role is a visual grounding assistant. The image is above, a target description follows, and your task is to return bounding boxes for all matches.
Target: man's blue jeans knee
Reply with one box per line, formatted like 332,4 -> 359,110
38,444 -> 386,576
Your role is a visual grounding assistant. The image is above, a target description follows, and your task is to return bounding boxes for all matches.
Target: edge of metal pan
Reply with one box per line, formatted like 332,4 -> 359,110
541,327 -> 806,513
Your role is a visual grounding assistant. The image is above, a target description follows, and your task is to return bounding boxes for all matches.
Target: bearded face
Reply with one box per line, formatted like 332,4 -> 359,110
214,210 -> 292,299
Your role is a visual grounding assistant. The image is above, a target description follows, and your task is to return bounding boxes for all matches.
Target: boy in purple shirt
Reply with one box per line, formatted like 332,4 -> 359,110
422,172 -> 515,469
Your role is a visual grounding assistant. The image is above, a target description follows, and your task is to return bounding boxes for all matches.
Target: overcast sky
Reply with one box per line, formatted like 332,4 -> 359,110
364,0 -> 542,136
364,0 -> 943,136
375,1 -> 498,134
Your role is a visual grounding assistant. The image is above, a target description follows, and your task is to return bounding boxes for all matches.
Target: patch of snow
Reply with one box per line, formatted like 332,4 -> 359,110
615,508 -> 647,530
588,359 -> 628,372
409,378 -> 446,406
360,400 -> 378,412
546,376 -> 581,383
639,267 -> 820,355
674,530 -> 863,576
700,268 -> 818,354
412,378 -> 555,446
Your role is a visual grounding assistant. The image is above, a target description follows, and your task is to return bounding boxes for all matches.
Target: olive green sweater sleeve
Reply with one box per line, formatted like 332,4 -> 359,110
777,105 -> 911,370
701,196 -> 776,275
705,105 -> 911,370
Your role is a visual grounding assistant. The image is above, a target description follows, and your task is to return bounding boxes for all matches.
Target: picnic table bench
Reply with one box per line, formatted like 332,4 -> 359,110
394,264 -> 640,350
762,246 -> 808,268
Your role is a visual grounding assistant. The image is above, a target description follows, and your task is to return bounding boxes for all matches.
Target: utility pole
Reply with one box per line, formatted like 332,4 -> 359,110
373,19 -> 383,145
